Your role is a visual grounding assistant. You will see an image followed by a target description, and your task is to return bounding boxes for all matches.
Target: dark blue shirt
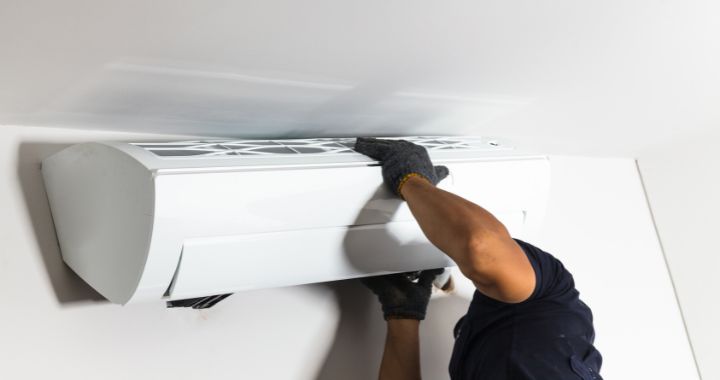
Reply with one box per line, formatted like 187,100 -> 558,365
448,239 -> 603,379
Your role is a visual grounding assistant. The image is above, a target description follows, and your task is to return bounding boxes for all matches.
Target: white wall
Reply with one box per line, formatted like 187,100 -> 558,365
638,131 -> 720,380
0,125 -> 697,379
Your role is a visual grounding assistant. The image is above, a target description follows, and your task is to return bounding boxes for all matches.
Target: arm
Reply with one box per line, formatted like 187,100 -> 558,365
353,137 -> 535,304
401,175 -> 535,303
361,269 -> 442,380
379,319 -> 422,380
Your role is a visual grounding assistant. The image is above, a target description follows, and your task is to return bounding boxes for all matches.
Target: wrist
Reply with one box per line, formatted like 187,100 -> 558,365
398,174 -> 432,199
387,318 -> 420,331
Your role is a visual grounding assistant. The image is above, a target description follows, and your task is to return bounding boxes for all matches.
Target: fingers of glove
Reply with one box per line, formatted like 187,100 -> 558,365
434,165 -> 450,181
418,268 -> 446,288
354,137 -> 394,160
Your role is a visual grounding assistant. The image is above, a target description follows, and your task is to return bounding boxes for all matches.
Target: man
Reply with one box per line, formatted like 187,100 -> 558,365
354,137 -> 602,380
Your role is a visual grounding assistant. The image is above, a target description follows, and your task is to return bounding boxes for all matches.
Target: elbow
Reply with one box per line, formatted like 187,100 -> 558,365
461,228 -> 507,285
462,228 -> 536,303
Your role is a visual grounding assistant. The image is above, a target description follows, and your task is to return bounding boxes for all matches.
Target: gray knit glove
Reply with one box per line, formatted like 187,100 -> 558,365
354,137 -> 449,197
361,269 -> 444,320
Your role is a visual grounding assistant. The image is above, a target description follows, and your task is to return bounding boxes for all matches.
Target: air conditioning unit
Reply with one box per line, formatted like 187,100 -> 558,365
41,136 -> 550,305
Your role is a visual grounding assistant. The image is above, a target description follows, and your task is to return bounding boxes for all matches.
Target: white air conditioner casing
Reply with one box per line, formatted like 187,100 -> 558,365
41,137 -> 550,305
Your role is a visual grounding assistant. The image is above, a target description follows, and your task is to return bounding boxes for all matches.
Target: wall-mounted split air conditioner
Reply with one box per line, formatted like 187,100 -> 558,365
41,137 -> 550,305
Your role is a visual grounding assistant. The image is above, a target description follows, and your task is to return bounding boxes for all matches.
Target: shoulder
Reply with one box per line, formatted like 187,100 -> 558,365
512,239 -> 576,302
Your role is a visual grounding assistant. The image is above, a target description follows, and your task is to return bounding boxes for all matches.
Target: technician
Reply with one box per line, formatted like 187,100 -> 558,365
354,137 -> 603,380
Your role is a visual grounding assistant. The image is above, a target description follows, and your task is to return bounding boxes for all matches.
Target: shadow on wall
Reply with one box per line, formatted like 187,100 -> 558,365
16,142 -> 105,305
315,279 -> 470,380
315,280 -> 385,380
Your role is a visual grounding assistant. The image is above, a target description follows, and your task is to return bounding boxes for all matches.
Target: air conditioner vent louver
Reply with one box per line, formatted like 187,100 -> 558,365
131,136 -> 506,158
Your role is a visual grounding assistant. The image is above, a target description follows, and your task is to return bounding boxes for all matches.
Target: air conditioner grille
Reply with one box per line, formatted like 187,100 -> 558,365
132,136 -> 505,158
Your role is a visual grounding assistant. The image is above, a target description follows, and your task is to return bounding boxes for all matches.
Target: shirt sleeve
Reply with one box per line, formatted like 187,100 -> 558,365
513,239 -> 577,302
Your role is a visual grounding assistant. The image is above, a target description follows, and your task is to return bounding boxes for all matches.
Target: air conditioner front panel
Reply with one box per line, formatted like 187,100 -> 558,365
134,158 -> 547,303
149,159 -> 547,237
150,165 -> 413,237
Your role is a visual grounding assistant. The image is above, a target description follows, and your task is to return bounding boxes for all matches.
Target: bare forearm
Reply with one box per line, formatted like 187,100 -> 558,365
400,176 -> 534,302
379,319 -> 421,380
401,176 -> 509,273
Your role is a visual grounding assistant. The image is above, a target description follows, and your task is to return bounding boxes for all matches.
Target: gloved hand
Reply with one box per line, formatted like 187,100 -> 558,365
354,137 -> 449,198
361,269 -> 445,320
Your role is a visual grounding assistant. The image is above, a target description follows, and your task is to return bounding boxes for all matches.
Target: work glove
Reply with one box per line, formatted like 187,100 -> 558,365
354,137 -> 449,198
361,269 -> 445,320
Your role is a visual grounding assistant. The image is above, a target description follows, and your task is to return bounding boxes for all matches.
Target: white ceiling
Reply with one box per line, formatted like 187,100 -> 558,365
1,0 -> 718,156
